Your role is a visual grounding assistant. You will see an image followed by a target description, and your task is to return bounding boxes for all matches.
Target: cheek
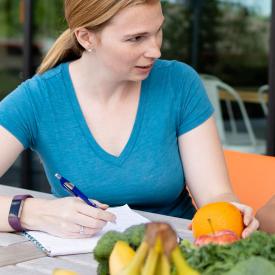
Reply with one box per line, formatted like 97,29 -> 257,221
102,45 -> 140,68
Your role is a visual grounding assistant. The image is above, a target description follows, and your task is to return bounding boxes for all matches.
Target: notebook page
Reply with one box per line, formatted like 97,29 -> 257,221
23,205 -> 149,256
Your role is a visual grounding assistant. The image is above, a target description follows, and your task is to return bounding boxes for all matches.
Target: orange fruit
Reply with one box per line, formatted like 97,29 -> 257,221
192,201 -> 244,238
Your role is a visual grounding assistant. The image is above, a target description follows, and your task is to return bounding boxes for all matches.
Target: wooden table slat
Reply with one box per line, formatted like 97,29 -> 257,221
0,242 -> 46,267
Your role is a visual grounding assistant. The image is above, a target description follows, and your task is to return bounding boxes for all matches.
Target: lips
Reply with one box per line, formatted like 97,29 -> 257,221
136,64 -> 153,69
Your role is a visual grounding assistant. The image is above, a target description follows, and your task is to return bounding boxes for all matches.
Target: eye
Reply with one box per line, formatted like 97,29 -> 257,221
127,36 -> 144,42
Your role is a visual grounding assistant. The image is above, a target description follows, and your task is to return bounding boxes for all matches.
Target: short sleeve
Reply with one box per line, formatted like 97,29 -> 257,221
0,81 -> 38,149
174,63 -> 214,136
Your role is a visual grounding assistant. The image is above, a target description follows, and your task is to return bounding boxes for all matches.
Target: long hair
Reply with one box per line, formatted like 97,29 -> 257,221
37,0 -> 157,74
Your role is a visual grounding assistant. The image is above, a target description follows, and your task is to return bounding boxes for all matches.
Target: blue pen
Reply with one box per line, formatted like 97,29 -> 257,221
55,173 -> 98,208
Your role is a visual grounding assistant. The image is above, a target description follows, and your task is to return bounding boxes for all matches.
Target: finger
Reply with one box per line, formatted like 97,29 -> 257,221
91,199 -> 109,210
242,218 -> 259,238
74,213 -> 107,229
230,202 -> 254,226
76,202 -> 117,223
187,222 -> 192,230
62,227 -> 100,238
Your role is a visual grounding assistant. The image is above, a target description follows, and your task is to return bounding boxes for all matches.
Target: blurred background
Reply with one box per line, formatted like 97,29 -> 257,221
0,0 -> 273,192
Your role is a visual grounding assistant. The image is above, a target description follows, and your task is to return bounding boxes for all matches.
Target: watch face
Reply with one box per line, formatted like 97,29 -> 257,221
9,199 -> 22,217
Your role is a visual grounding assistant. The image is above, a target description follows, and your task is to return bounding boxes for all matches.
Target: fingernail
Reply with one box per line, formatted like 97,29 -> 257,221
244,217 -> 250,226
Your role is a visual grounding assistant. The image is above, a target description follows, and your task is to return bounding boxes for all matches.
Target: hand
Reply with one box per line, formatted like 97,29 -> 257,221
230,202 -> 259,238
21,197 -> 116,238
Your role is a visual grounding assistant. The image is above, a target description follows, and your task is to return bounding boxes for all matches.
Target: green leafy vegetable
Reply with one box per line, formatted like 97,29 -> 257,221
224,256 -> 275,275
179,231 -> 275,275
94,231 -> 128,261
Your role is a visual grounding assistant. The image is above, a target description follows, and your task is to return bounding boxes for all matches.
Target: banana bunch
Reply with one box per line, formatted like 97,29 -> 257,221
109,222 -> 199,275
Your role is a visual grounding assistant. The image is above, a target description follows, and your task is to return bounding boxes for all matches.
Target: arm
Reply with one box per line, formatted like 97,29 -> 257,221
178,117 -> 259,237
0,126 -> 24,231
0,126 -> 116,236
178,116 -> 237,207
256,195 -> 275,233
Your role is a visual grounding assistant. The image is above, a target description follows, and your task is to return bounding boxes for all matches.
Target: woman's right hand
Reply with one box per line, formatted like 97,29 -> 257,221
21,197 -> 116,238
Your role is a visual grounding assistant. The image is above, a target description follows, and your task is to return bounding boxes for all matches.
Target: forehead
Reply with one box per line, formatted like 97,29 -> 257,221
105,2 -> 164,33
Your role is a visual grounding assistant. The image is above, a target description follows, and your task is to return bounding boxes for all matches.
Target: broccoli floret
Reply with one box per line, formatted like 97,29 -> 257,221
94,230 -> 128,261
124,223 -> 145,249
97,258 -> 109,275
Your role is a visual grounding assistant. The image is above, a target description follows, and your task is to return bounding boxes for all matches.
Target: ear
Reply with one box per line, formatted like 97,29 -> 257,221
74,27 -> 96,50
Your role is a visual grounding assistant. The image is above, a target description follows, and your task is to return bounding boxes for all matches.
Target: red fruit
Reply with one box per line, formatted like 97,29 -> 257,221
194,230 -> 240,247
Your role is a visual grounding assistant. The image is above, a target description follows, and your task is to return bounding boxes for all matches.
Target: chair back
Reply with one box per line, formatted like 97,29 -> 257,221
257,84 -> 269,116
201,76 -> 265,154
224,149 -> 275,212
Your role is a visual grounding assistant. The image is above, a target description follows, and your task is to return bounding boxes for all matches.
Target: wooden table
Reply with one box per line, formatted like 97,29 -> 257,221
219,89 -> 268,104
0,185 -> 193,274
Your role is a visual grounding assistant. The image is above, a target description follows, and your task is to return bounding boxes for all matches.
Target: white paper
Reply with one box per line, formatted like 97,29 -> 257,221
23,205 -> 149,256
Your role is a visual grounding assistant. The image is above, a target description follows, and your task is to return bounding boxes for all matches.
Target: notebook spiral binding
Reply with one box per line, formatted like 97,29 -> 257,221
22,231 -> 51,255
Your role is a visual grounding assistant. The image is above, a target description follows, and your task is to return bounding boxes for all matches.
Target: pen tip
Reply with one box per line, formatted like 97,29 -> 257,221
55,173 -> 61,180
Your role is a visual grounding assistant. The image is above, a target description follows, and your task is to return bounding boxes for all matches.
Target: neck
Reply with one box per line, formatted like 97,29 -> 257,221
69,54 -> 139,103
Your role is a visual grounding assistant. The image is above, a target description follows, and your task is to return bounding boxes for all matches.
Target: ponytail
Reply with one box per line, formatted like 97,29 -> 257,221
37,29 -> 83,74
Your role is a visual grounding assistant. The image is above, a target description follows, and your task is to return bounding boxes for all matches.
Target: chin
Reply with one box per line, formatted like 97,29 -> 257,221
194,230 -> 240,247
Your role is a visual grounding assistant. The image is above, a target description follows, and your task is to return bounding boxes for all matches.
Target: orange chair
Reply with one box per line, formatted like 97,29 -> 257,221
224,149 -> 275,212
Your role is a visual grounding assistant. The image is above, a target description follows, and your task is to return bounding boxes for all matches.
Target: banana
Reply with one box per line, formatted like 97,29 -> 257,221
171,246 -> 199,275
141,247 -> 158,275
121,241 -> 149,275
109,240 -> 136,275
155,253 -> 171,275
52,269 -> 78,275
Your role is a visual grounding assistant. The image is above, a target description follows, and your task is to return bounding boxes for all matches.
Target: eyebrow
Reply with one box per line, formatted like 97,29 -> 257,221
123,18 -> 165,38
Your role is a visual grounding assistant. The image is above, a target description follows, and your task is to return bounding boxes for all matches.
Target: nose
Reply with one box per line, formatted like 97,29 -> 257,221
144,36 -> 162,59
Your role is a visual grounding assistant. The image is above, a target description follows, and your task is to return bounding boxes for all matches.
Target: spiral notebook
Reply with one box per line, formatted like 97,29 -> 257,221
22,204 -> 149,256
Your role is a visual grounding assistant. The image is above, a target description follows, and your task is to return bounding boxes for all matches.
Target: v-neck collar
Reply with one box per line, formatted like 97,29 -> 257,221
62,62 -> 148,166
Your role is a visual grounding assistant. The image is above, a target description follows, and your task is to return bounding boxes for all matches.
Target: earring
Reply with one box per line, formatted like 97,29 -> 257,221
87,48 -> 96,53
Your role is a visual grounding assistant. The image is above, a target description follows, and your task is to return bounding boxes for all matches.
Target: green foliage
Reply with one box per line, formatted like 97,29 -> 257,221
33,0 -> 66,39
93,231 -> 128,261
161,2 -> 190,61
123,224 -> 145,249
179,231 -> 275,275
96,259 -> 109,275
224,256 -> 275,275
94,224 -> 146,275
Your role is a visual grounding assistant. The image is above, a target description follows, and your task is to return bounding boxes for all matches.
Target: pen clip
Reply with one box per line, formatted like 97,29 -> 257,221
55,173 -> 73,194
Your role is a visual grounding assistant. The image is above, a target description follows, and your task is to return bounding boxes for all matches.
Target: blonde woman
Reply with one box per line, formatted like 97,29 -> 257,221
0,0 -> 258,238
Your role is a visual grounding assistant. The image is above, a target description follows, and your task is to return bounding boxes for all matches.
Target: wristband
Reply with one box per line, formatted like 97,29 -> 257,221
8,195 -> 33,231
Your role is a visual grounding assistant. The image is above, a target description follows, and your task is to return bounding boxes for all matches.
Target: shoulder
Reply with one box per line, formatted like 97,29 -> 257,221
152,59 -> 199,80
1,63 -> 66,115
28,63 -> 65,90
16,63 -> 66,101
148,59 -> 203,97
149,59 -> 201,91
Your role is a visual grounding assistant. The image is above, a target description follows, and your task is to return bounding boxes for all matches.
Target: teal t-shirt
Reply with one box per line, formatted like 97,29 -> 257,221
0,59 -> 213,219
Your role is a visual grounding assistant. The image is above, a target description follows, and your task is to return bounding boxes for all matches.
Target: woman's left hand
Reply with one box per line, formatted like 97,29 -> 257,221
230,202 -> 259,238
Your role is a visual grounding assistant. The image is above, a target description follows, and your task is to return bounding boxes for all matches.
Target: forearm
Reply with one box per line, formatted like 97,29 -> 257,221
0,196 -> 13,231
208,192 -> 240,204
256,205 -> 275,233
0,196 -> 47,232
256,196 -> 275,233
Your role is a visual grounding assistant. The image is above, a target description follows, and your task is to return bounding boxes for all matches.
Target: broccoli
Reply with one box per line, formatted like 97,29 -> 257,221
94,230 -> 128,261
124,223 -> 145,249
97,259 -> 109,275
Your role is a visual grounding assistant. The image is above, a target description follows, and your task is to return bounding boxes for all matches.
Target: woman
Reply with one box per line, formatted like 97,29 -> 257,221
0,0 -> 258,238
256,195 -> 275,233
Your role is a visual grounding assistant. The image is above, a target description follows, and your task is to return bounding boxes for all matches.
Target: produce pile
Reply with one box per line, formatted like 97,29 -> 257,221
52,202 -> 275,275
94,222 -> 198,275
94,225 -> 275,275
